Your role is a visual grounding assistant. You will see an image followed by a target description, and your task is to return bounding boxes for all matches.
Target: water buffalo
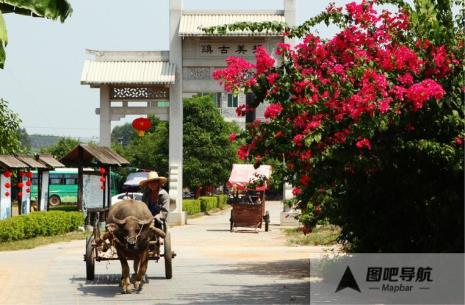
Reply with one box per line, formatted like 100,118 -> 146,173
95,199 -> 165,293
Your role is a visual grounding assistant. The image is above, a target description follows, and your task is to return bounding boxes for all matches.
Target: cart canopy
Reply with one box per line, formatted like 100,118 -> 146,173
227,164 -> 272,191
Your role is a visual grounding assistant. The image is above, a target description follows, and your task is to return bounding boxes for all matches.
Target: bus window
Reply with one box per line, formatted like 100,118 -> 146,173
50,174 -> 64,185
64,174 -> 78,185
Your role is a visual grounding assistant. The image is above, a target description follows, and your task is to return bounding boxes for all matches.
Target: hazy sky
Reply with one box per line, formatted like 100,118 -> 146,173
0,0 -> 353,140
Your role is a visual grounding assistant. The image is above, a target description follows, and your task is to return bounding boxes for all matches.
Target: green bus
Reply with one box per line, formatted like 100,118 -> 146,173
31,168 -> 121,206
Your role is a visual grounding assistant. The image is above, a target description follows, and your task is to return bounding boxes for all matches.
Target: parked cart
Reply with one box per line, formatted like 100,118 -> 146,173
227,164 -> 272,232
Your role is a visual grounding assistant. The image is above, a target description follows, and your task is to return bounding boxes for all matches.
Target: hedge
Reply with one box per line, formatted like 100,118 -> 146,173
183,199 -> 201,215
0,211 -> 84,242
199,196 -> 217,212
215,195 -> 228,209
48,205 -> 80,212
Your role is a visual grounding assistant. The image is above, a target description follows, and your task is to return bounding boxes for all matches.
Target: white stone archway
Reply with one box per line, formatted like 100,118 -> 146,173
80,0 -> 296,225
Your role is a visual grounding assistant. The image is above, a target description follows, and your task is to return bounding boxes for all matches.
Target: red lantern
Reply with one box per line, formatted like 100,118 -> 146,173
26,189 -> 30,193
18,171 -> 24,177
4,182 -> 11,189
3,171 -> 12,178
99,167 -> 106,175
26,172 -> 33,178
18,192 -> 22,197
18,182 -> 23,188
26,181 -> 32,187
132,117 -> 152,137
4,192 -> 10,197
100,185 -> 105,190
100,177 -> 106,183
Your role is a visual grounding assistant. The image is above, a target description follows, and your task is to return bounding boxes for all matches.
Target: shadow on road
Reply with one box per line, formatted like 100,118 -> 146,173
71,273 -> 166,298
213,259 -> 310,280
71,274 -> 121,298
176,281 -> 309,304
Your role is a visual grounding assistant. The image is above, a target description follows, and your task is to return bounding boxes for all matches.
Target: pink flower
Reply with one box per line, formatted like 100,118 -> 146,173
300,175 -> 311,186
300,150 -> 313,161
264,103 -> 283,119
378,97 -> 392,113
333,64 -> 344,75
266,73 -> 280,86
293,134 -> 305,146
276,43 -> 291,55
396,73 -> 414,86
455,136 -> 464,146
406,79 -> 445,110
255,46 -> 275,74
229,133 -> 237,142
237,145 -> 250,160
235,104 -> 246,116
292,187 -> 302,196
356,138 -> 372,150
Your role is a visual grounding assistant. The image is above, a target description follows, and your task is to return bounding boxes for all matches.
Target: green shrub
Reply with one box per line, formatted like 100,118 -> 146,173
183,199 -> 201,215
0,211 -> 84,242
199,196 -> 217,212
214,195 -> 228,209
48,205 -> 79,212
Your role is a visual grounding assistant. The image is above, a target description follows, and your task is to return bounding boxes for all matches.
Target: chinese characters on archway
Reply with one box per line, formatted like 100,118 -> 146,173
200,43 -> 263,57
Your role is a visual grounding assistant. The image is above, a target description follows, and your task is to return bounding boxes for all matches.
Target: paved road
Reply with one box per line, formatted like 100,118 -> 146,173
0,201 -> 322,305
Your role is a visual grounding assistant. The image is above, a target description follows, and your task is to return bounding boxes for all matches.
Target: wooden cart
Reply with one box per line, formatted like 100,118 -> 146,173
84,210 -> 175,280
229,190 -> 270,232
227,164 -> 272,232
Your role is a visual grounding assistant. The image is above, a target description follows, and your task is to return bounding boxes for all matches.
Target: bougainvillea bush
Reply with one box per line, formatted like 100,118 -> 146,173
212,0 -> 464,252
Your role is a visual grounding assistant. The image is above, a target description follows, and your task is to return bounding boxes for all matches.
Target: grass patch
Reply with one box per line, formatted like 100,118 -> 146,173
0,231 -> 88,251
285,225 -> 341,246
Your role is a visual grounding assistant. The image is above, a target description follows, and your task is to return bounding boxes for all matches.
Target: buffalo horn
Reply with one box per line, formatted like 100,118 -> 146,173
150,226 -> 166,238
111,215 -> 153,225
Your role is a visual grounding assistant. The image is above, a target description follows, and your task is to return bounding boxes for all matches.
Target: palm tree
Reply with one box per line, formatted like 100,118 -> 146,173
0,0 -> 72,68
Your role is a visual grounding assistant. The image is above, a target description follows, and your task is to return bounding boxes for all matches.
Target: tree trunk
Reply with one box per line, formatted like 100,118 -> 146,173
195,186 -> 201,199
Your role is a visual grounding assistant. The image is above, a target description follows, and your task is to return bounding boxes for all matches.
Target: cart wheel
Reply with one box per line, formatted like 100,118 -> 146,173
229,211 -> 234,232
164,231 -> 173,279
264,211 -> 270,232
85,236 -> 95,281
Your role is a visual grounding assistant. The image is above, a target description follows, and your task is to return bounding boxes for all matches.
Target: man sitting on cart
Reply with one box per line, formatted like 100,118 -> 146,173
139,171 -> 170,227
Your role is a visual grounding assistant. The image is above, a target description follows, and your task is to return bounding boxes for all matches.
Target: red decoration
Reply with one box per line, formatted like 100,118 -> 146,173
18,182 -> 23,188
99,167 -> 106,175
18,192 -> 22,198
3,171 -> 12,178
100,185 -> 105,190
100,177 -> 106,183
26,172 -> 33,178
18,171 -> 24,177
26,181 -> 32,187
4,192 -> 10,197
4,182 -> 11,189
26,189 -> 30,193
132,117 -> 152,137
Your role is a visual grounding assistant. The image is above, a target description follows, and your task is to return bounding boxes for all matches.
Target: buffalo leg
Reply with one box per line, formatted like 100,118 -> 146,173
118,253 -> 131,294
133,256 -> 140,275
134,250 -> 149,291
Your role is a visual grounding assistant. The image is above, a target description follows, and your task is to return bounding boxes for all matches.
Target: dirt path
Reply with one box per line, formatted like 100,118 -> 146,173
0,201 -> 330,305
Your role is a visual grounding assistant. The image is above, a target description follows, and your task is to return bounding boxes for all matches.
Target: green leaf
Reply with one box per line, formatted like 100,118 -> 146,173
0,11 -> 6,68
0,11 -> 7,44
0,0 -> 72,22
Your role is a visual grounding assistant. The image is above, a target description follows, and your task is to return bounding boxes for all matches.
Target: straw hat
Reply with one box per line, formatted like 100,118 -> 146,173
139,171 -> 168,187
